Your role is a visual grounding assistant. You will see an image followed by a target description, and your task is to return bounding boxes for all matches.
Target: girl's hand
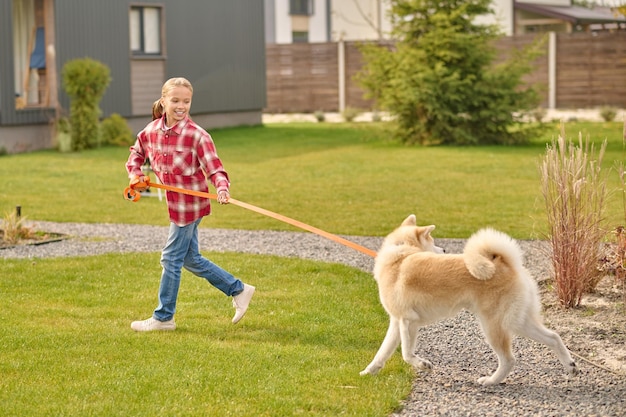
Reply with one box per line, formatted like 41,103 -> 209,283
217,190 -> 230,204
130,175 -> 150,191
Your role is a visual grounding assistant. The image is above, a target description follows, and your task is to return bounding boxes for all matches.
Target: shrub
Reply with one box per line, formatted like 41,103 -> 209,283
531,107 -> 548,123
55,117 -> 72,153
101,113 -> 135,146
314,111 -> 325,122
62,58 -> 111,150
599,106 -> 618,122
539,125 -> 607,308
342,107 -> 361,122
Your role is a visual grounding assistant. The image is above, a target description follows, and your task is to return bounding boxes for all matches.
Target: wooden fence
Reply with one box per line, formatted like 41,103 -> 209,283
265,32 -> 626,113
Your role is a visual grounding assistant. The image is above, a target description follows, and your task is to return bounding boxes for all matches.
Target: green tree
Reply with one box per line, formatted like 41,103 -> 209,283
62,58 -> 111,150
357,0 -> 546,145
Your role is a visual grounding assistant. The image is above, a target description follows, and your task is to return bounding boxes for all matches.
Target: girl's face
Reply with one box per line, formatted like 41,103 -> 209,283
161,86 -> 192,127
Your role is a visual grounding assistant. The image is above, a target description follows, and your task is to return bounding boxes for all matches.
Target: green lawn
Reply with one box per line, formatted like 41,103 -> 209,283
0,120 -> 624,416
0,253 -> 412,416
1,121 -> 624,238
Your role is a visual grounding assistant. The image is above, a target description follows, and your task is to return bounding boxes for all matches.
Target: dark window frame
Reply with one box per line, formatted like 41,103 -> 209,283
130,5 -> 164,57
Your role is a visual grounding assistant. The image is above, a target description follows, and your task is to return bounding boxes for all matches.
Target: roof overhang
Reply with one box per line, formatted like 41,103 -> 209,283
514,2 -> 626,25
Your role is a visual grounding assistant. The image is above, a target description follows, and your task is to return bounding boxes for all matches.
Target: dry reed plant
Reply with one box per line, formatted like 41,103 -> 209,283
540,124 -> 607,308
1,211 -> 33,244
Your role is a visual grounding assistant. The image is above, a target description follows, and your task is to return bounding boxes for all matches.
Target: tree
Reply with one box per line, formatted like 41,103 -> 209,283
357,0 -> 546,145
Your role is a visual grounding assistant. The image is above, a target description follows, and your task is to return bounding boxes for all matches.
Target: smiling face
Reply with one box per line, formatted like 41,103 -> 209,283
161,85 -> 193,127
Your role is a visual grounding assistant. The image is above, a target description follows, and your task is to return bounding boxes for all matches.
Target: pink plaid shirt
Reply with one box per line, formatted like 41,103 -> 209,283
126,116 -> 230,226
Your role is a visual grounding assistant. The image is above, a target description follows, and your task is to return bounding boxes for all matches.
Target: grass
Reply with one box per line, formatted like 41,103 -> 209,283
0,252 -> 412,416
1,120 -> 625,415
1,121 -> 624,239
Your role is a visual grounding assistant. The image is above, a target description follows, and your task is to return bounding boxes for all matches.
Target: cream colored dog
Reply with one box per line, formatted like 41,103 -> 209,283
360,215 -> 578,385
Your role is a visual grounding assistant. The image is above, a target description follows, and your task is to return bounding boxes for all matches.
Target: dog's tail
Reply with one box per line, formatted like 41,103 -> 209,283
462,228 -> 524,280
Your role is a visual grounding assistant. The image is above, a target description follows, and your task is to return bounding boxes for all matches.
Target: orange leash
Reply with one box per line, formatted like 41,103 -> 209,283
124,183 -> 377,258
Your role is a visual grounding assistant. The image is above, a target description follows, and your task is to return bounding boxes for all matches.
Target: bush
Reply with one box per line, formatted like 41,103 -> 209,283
539,125 -> 607,307
599,106 -> 618,122
314,111 -> 325,122
62,58 -> 111,150
101,113 -> 135,146
342,107 -> 361,122
531,107 -> 548,123
55,117 -> 72,153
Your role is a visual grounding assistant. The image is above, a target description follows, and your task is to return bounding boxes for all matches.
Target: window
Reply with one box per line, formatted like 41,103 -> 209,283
292,31 -> 309,43
130,6 -> 162,55
290,0 -> 313,16
13,0 -> 52,109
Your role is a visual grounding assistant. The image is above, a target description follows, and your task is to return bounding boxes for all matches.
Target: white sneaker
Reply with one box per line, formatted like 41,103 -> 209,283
232,284 -> 255,324
130,317 -> 176,332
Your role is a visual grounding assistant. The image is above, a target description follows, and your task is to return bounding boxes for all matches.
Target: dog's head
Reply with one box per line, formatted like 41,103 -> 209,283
381,215 -> 444,254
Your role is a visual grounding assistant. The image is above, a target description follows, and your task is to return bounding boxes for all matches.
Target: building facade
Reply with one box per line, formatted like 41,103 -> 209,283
0,0 -> 267,154
264,0 -> 625,44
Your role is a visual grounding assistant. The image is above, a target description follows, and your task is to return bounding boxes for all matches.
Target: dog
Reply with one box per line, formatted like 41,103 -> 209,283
360,215 -> 578,385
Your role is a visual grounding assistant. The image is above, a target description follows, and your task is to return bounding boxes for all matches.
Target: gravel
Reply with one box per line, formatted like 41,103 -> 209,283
2,221 -> 625,417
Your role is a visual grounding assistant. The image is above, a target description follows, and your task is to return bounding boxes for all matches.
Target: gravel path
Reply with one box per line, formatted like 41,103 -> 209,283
2,222 -> 624,417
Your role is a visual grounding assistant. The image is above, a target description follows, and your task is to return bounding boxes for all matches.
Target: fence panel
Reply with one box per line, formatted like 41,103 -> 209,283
557,32 -> 626,108
266,43 -> 338,113
494,35 -> 550,107
265,33 -> 626,113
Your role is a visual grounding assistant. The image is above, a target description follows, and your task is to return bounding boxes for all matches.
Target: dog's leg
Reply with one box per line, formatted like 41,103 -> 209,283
360,316 -> 401,375
517,317 -> 578,377
477,321 -> 515,386
399,318 -> 433,371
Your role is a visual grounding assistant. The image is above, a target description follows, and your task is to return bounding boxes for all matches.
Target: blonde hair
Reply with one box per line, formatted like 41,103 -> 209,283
152,77 -> 194,120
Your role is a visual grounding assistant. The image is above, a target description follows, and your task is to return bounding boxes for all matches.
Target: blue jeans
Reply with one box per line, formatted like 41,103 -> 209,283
153,218 -> 244,321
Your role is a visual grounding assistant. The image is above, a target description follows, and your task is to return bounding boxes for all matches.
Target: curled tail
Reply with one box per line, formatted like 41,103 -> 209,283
463,228 -> 524,280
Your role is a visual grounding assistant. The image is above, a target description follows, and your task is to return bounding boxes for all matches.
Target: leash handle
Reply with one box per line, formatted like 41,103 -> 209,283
123,183 -> 377,258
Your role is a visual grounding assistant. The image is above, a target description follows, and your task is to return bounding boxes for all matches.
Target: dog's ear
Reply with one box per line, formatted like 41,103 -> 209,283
402,214 -> 417,226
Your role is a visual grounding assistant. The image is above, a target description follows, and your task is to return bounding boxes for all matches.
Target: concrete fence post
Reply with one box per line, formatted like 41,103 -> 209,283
338,39 -> 346,112
549,31 -> 557,109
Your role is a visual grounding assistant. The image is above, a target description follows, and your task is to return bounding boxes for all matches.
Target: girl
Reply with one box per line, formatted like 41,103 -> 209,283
126,77 -> 255,331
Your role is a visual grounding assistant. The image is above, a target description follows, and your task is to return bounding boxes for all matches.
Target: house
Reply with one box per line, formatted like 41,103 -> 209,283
0,0 -> 266,154
514,1 -> 626,33
264,0 -> 625,43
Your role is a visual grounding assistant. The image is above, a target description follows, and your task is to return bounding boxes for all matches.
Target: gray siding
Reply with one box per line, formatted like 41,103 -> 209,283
1,0 -> 266,126
52,0 -> 266,118
163,0 -> 267,114
53,0 -> 134,118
